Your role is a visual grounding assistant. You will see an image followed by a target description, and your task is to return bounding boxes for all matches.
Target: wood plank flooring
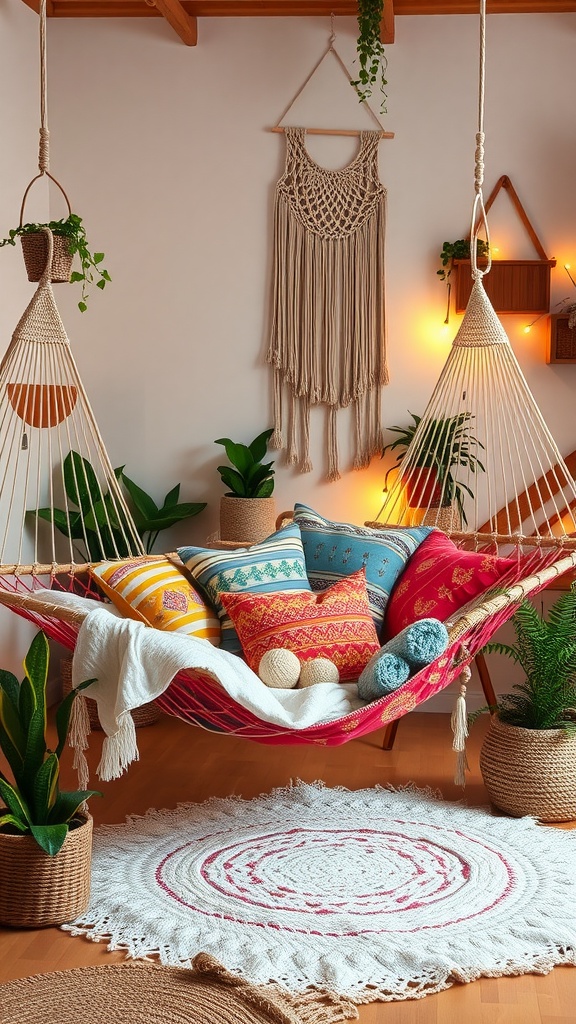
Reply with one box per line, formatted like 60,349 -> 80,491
1,710 -> 575,1022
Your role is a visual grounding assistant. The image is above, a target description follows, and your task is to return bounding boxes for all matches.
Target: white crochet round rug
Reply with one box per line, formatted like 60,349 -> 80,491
65,783 -> 576,1003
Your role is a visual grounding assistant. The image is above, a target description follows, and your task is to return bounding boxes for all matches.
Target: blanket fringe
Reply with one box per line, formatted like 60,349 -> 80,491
69,692 -> 91,793
97,713 -> 139,782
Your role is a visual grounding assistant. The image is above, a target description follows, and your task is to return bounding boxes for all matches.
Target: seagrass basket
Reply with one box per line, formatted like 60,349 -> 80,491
219,495 -> 277,544
21,231 -> 73,282
480,715 -> 576,822
61,655 -> 161,730
0,814 -> 92,927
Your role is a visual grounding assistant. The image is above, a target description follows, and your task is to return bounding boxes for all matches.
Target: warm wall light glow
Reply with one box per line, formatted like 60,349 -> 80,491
564,263 -> 576,289
524,325 -> 532,334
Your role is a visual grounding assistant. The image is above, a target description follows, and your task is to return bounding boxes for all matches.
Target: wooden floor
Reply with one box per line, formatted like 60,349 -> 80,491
1,710 -> 575,1022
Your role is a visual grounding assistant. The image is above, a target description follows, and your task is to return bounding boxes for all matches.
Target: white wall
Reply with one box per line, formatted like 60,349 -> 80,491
0,0 -> 45,675
1,8 -> 576,706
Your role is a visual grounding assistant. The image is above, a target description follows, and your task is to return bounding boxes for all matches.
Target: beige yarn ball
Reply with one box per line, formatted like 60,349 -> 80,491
258,648 -> 301,689
298,658 -> 340,687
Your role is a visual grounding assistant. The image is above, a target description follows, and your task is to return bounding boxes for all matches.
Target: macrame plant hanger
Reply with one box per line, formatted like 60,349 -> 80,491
267,17 -> 393,481
0,0 -> 143,613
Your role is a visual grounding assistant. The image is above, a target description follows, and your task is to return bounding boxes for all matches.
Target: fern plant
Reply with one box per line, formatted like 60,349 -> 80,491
481,591 -> 576,731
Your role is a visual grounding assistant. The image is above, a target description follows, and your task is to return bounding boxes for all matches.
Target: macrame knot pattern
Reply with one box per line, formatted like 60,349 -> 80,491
267,127 -> 389,480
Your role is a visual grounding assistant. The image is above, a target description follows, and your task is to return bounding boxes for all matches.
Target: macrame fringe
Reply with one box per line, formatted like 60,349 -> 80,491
96,713 -> 139,782
69,692 -> 91,793
451,665 -> 471,787
267,127 -> 387,480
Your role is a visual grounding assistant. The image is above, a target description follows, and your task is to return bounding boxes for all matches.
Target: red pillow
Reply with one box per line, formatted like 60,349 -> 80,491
385,531 -> 516,637
220,568 -> 380,681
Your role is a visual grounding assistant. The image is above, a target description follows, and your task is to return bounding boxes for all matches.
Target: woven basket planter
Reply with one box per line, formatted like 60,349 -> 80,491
0,814 -> 92,928
219,495 -> 277,545
61,655 -> 161,730
20,231 -> 73,282
480,715 -> 576,822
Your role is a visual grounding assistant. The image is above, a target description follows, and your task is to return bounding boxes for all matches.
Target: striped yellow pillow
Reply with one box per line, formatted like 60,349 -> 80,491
90,557 -> 220,645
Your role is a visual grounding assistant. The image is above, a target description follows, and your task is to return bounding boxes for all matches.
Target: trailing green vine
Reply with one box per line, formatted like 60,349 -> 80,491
351,0 -> 388,113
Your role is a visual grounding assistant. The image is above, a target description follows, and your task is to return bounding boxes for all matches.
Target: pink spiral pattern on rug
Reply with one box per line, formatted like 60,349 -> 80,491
156,824 -> 511,935
64,783 -> 576,1003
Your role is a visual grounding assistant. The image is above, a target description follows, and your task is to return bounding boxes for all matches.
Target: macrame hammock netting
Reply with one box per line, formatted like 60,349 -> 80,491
0,0 -> 575,756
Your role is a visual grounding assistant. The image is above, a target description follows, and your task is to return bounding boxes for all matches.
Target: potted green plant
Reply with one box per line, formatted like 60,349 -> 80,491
476,592 -> 576,822
351,0 -> 388,113
28,450 -> 207,562
0,214 -> 110,312
438,238 -> 490,323
382,411 -> 485,527
0,631 -> 101,927
215,428 -> 276,544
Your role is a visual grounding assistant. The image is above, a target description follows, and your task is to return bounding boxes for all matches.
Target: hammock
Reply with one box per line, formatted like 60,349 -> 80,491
0,0 -> 575,760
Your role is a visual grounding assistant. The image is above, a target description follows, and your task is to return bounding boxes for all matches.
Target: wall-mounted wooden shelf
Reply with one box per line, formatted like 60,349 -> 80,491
20,1 -> 576,47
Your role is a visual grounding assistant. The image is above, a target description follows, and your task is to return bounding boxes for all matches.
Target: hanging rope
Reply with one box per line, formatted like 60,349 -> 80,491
470,0 -> 492,279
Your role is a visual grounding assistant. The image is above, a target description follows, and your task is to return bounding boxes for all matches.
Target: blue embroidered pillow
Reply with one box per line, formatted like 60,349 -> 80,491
293,503 -> 433,639
177,523 -> 311,653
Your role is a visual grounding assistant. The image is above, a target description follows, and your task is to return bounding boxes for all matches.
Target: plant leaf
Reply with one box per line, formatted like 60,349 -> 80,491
214,439 -> 253,476
63,451 -> 105,516
30,822 -> 69,856
248,428 -> 273,464
0,777 -> 31,825
0,690 -> 26,763
139,503 -> 207,531
163,483 -> 180,507
49,789 -> 101,825
120,472 -> 159,521
33,752 -> 60,823
0,669 -> 20,708
0,812 -> 28,833
254,479 -> 275,498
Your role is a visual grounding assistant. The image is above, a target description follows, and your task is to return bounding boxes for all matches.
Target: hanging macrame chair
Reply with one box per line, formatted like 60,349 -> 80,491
0,0 -> 575,759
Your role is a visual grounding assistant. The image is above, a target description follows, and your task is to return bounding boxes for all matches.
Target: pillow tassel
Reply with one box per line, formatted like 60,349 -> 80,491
452,664 -> 471,787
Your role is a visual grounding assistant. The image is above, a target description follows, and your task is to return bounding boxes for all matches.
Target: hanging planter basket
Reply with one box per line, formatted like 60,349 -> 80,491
480,715 -> 576,822
17,171 -> 74,283
21,230 -> 73,283
0,813 -> 93,928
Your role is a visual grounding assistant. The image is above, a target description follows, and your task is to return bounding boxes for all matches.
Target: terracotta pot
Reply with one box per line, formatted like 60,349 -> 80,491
403,469 -> 441,508
219,496 -> 277,545
20,231 -> 73,283
7,382 -> 78,429
480,715 -> 576,822
0,813 -> 93,927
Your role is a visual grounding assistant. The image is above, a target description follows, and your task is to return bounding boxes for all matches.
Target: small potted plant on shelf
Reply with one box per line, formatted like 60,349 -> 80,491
215,428 -> 276,544
0,213 -> 110,312
438,238 -> 490,323
0,631 -> 101,927
382,411 -> 485,527
475,591 -> 576,822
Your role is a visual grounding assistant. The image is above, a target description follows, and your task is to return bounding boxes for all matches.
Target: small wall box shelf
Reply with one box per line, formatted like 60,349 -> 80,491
452,175 -> 556,315
546,313 -> 576,364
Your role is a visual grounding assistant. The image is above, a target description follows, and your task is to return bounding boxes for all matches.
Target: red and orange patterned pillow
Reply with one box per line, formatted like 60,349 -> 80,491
384,531 -> 516,637
220,568 -> 380,681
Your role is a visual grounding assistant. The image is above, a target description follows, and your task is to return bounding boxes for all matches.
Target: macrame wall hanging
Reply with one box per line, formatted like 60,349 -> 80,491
267,24 -> 394,482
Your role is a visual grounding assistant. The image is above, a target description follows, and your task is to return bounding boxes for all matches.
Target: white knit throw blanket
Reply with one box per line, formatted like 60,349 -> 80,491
70,604 -> 363,782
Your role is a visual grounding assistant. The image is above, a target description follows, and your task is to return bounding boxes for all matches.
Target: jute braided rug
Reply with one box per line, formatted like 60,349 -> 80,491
63,783 -> 576,1003
1,954 -> 357,1024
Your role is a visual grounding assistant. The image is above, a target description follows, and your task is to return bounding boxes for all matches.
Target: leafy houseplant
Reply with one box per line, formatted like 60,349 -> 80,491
351,0 -> 388,113
215,429 -> 277,544
0,214 -> 110,313
0,631 -> 100,856
29,450 -> 207,562
477,592 -> 576,821
438,238 -> 490,323
382,411 -> 485,526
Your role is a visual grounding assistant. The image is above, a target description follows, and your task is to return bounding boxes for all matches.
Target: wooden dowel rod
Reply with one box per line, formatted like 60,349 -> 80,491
269,126 -> 394,138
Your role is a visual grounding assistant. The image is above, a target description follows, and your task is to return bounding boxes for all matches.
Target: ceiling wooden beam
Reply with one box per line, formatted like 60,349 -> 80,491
381,0 -> 394,44
19,0 -> 576,17
151,0 -> 197,43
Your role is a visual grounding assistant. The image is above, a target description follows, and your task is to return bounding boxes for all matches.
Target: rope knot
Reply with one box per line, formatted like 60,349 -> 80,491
38,126 -> 50,173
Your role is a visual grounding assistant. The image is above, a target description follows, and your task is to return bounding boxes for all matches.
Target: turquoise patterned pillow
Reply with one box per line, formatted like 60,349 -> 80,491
293,504 -> 433,639
177,523 -> 311,653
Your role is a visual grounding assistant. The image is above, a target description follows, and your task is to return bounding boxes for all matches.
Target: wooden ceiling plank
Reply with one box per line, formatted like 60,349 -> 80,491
21,0 -> 55,14
381,0 -> 395,43
22,0 -> 576,19
153,0 -> 197,43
